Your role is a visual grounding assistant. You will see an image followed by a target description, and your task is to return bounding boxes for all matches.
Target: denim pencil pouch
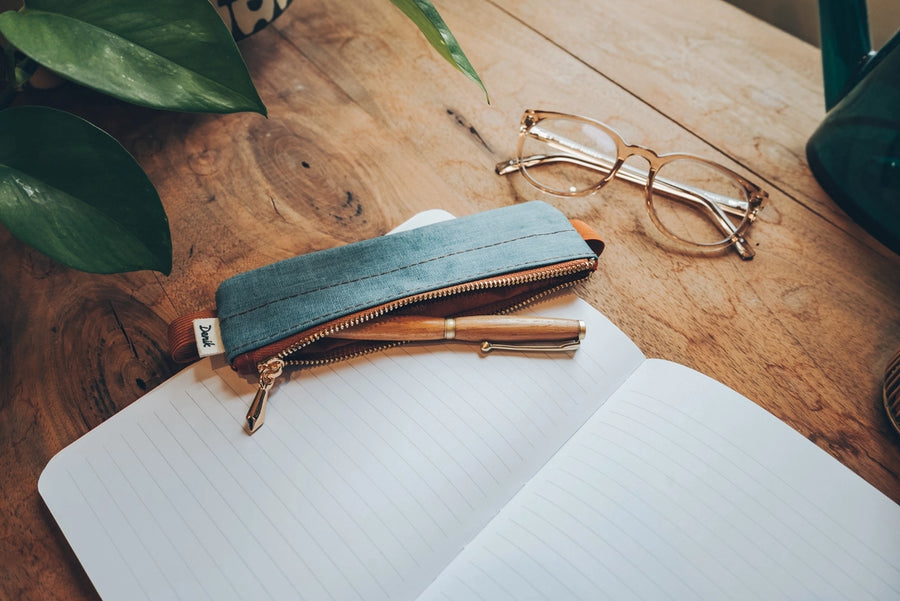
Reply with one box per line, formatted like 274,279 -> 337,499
168,201 -> 603,431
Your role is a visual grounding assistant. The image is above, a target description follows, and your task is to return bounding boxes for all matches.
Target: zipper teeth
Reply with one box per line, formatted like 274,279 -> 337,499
273,257 -> 596,368
496,279 -> 579,315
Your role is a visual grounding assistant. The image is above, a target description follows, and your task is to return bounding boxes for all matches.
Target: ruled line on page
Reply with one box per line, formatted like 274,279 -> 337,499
605,390 -> 900,599
39,294 -> 649,601
412,360 -> 900,601
63,467 -> 156,601
168,391 -> 362,597
102,441 -> 225,601
135,411 -> 317,601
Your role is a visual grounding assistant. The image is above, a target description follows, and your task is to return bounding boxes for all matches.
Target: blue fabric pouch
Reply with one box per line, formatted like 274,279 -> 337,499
169,201 -> 603,375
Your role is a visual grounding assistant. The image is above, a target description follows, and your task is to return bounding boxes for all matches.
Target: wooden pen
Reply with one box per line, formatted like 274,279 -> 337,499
246,315 -> 585,433
331,315 -> 586,351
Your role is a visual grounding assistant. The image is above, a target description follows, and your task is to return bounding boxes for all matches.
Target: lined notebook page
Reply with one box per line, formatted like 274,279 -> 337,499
417,359 -> 900,601
39,295 -> 645,601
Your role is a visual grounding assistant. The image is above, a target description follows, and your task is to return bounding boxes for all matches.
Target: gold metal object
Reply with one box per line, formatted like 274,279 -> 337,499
246,358 -> 284,433
884,348 -> 900,435
480,339 -> 583,353
444,317 -> 456,340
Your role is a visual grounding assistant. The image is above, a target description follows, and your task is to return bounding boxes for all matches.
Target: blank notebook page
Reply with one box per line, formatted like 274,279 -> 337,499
38,295 -> 645,601
416,359 -> 900,601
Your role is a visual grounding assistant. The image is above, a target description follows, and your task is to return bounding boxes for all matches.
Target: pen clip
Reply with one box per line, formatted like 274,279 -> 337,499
480,339 -> 582,353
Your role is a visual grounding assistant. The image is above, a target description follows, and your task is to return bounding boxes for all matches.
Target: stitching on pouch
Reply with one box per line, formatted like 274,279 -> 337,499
221,229 -> 573,326
228,250 -> 577,356
227,244 -> 588,355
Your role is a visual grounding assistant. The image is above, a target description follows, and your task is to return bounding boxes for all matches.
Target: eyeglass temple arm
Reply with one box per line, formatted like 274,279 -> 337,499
500,154 -> 755,259
652,177 -> 755,259
499,155 -> 752,222
505,127 -> 752,218
494,155 -> 756,260
502,128 -> 756,258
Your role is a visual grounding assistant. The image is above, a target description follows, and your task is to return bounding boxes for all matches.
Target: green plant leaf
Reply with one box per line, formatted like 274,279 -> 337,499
390,0 -> 488,102
0,106 -> 172,274
0,0 -> 265,115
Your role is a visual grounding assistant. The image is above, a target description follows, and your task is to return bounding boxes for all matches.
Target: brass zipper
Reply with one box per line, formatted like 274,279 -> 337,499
245,257 -> 596,433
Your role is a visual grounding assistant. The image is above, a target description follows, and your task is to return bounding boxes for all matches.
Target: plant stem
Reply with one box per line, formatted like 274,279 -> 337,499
13,54 -> 36,86
0,42 -> 16,108
0,41 -> 13,107
0,40 -> 35,108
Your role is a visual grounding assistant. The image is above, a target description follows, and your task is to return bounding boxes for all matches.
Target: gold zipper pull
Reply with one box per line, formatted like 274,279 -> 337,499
245,357 -> 284,434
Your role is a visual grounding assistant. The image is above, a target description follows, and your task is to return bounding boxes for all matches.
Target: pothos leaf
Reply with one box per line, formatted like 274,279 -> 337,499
0,0 -> 265,114
0,106 -> 172,274
390,0 -> 489,102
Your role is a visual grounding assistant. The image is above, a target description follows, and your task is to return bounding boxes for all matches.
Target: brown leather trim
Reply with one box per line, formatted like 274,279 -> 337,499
167,309 -> 218,364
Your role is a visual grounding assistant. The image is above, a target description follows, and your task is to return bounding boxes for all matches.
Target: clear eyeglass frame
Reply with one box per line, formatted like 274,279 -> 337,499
495,109 -> 769,260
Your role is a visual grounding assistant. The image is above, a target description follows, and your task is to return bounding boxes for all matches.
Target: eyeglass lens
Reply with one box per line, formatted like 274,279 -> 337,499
519,116 -> 751,247
651,158 -> 749,246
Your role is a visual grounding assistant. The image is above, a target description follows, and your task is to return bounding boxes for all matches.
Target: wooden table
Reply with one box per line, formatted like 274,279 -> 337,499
2,0 -> 899,598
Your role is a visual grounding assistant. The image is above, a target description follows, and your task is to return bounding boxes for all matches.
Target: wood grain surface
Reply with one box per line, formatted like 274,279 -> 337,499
2,0 -> 899,599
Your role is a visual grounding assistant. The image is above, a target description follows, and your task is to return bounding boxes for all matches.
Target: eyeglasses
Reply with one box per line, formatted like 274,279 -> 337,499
495,110 -> 768,259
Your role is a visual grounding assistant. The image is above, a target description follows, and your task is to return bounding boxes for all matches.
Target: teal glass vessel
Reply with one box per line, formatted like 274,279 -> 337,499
806,0 -> 900,255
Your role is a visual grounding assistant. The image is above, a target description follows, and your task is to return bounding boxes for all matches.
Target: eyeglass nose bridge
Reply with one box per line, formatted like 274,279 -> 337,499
616,143 -> 662,175
596,143 -> 661,192
606,144 -> 758,256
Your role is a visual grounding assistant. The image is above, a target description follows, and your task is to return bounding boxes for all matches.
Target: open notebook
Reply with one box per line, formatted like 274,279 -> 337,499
41,218 -> 900,601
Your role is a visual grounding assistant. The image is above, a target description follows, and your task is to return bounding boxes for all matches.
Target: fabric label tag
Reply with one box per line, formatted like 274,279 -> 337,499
193,317 -> 224,357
